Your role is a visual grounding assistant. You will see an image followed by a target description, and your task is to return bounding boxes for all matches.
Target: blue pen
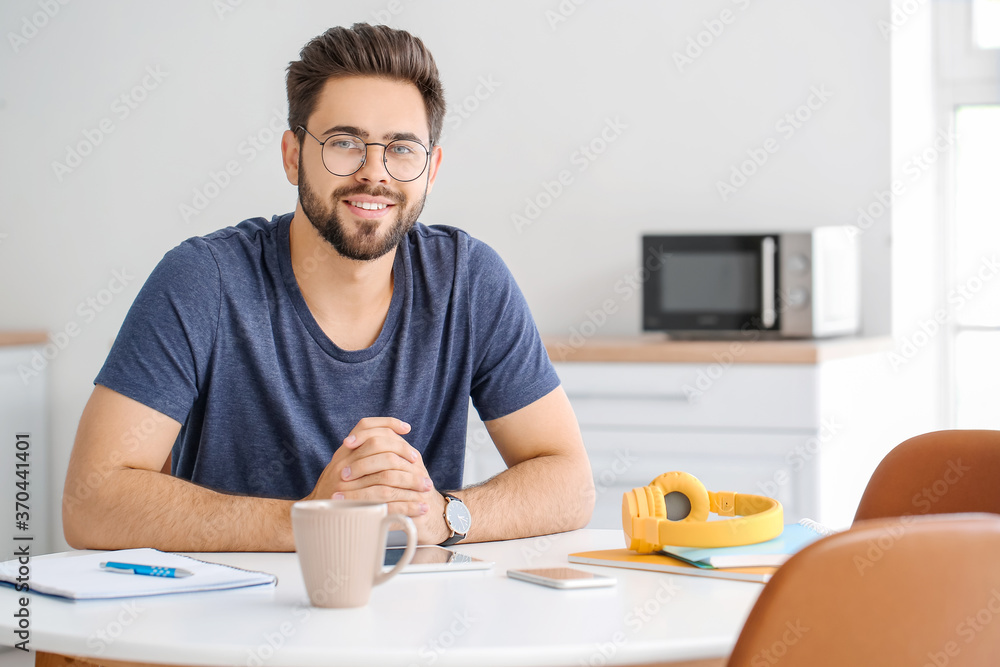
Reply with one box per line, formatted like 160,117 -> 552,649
100,561 -> 194,578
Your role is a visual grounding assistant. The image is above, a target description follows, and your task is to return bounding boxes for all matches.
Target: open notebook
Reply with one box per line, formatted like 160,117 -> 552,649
0,548 -> 277,600
658,519 -> 836,568
569,519 -> 837,583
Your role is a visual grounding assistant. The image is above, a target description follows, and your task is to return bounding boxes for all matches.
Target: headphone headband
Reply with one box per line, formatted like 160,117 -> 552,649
623,472 -> 783,553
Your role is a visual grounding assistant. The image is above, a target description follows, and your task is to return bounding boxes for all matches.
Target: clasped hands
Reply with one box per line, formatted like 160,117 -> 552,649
306,417 -> 450,544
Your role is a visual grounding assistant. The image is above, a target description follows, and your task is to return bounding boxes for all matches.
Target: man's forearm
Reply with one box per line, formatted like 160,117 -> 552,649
454,453 -> 595,543
63,468 -> 295,552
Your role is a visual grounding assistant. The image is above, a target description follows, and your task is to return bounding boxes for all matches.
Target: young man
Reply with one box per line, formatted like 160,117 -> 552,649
62,23 -> 594,551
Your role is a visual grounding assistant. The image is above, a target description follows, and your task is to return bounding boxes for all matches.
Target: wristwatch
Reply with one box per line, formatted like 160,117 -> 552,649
440,493 -> 471,546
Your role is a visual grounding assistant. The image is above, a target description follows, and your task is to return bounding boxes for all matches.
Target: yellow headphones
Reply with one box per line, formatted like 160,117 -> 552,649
622,471 -> 783,553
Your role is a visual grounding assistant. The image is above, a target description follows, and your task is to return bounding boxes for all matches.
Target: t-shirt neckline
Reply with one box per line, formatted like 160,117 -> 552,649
275,212 -> 404,363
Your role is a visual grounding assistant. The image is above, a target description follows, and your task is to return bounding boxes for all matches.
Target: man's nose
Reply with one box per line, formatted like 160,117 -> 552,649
354,144 -> 391,184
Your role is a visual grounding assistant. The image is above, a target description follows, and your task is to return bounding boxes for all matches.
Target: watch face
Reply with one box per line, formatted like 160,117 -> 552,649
446,498 -> 472,534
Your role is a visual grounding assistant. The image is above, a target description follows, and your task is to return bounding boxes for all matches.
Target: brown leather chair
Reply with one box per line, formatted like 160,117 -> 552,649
854,430 -> 1000,522
727,513 -> 1000,666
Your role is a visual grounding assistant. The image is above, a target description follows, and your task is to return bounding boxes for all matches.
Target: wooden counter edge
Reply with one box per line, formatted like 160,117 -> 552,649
0,331 -> 48,347
543,336 -> 894,364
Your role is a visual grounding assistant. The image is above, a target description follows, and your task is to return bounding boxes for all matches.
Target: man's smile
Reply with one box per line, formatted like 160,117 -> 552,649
348,201 -> 388,210
342,195 -> 396,219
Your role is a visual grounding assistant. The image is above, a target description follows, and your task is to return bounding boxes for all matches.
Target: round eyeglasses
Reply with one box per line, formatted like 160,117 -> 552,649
297,126 -> 431,183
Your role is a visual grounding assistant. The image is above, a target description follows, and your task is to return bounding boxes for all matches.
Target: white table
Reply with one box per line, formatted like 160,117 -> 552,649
0,530 -> 763,666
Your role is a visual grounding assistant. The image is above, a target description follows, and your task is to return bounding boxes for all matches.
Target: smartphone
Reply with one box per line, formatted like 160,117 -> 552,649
383,546 -> 493,573
507,567 -> 616,589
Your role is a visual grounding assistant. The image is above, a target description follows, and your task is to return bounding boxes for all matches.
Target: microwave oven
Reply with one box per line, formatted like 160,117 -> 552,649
641,227 -> 860,338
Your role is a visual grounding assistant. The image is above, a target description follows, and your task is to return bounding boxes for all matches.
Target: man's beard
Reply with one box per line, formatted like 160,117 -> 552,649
298,159 -> 427,262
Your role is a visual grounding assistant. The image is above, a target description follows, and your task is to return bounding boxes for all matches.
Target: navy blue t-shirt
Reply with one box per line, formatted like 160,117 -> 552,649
95,213 -> 559,500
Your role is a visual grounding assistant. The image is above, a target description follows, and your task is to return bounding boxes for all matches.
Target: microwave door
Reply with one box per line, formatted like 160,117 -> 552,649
642,235 -> 774,335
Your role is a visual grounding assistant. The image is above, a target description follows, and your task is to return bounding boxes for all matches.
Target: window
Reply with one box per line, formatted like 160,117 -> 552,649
939,2 -> 1000,427
973,0 -> 1000,48
953,105 -> 1000,427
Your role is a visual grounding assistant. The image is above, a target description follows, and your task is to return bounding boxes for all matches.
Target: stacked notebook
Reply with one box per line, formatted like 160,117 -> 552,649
569,519 -> 836,583
0,548 -> 277,600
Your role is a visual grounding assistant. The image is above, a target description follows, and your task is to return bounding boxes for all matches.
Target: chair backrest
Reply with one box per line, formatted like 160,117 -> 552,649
727,514 -> 1000,667
854,429 -> 1000,523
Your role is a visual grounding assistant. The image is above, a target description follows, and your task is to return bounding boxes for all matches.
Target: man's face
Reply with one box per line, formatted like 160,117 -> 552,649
294,76 -> 441,261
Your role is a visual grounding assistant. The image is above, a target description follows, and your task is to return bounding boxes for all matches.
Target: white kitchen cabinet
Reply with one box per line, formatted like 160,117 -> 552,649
465,338 -> 904,532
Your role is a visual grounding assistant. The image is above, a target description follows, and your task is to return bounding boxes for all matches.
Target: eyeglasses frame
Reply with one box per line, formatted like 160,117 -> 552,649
296,125 -> 431,183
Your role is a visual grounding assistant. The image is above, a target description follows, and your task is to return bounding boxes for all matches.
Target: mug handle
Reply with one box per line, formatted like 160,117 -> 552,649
373,513 -> 416,586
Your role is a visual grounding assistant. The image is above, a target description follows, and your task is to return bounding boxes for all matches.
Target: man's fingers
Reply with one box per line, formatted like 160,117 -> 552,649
342,431 -> 420,464
343,417 -> 411,448
331,486 -> 429,516
385,500 -> 431,519
340,450 -> 422,481
340,467 -> 432,493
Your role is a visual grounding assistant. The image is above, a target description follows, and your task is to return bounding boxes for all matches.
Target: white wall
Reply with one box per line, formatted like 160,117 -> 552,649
0,0 -> 892,552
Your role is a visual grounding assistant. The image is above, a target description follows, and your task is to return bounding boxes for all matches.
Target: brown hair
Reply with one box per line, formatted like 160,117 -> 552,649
286,23 -> 446,146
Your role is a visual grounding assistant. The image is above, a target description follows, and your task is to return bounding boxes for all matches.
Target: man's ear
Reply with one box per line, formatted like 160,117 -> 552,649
281,129 -> 300,186
424,144 -> 443,195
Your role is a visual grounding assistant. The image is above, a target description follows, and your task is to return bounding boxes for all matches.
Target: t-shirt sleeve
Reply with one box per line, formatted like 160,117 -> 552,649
95,238 -> 221,424
468,240 -> 560,422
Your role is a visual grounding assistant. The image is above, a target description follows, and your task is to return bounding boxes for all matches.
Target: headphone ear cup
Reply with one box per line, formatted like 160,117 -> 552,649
622,488 -> 643,551
651,471 -> 710,522
645,485 -> 667,520
633,486 -> 669,553
622,486 -> 667,553
633,485 -> 650,518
